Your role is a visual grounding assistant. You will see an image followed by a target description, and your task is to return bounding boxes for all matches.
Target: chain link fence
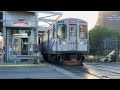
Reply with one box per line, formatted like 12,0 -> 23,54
88,37 -> 120,62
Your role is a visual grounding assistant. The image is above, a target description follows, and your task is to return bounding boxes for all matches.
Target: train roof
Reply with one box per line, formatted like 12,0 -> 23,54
59,18 -> 87,23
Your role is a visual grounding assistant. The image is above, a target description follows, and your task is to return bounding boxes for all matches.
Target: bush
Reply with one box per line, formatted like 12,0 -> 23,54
104,56 -> 110,62
87,55 -> 98,62
111,55 -> 117,62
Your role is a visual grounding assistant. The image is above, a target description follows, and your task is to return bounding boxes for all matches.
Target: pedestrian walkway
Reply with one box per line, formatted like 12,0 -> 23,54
0,62 -> 81,79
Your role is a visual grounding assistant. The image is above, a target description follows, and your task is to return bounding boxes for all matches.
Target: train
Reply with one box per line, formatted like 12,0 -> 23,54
41,18 -> 89,65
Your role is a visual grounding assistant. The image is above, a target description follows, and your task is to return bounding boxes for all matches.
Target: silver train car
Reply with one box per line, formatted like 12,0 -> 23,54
41,18 -> 89,65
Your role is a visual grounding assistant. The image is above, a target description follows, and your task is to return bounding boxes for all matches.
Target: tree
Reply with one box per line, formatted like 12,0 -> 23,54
89,26 -> 120,55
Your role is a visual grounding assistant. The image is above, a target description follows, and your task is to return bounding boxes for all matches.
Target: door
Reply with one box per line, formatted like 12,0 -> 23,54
12,37 -> 29,55
21,38 -> 28,55
69,24 -> 77,51
12,37 -> 21,55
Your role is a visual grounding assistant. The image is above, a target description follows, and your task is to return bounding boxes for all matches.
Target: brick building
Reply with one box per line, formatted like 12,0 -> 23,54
96,11 -> 120,29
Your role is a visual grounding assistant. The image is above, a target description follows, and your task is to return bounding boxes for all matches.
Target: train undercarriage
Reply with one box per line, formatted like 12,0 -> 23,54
42,53 -> 85,65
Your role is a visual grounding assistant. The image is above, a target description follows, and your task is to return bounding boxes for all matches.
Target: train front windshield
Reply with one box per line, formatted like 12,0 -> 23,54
57,24 -> 67,39
79,25 -> 87,39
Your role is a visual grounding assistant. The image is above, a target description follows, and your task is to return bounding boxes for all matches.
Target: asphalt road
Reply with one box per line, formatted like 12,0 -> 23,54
0,64 -> 72,79
0,62 -> 120,79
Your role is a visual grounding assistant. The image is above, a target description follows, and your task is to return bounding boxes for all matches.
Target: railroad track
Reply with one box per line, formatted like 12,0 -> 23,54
84,64 -> 120,75
55,64 -> 110,79
50,60 -> 120,79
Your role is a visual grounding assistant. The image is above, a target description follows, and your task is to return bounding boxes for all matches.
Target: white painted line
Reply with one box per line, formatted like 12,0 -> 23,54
48,64 -> 85,79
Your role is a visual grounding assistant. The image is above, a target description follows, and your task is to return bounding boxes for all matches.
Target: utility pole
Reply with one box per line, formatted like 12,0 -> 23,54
115,37 -> 118,62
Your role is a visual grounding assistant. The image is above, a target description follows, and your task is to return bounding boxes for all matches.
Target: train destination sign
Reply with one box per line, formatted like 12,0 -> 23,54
69,20 -> 77,23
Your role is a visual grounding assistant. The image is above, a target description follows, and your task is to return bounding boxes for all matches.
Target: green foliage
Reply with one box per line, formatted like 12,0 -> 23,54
111,55 -> 117,62
87,55 -> 99,62
88,58 -> 97,62
89,26 -> 120,50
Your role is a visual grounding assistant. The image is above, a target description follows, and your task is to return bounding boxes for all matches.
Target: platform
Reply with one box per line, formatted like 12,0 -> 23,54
0,63 -> 81,79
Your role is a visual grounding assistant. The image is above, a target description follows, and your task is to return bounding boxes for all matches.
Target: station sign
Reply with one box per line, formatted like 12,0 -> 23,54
13,21 -> 28,26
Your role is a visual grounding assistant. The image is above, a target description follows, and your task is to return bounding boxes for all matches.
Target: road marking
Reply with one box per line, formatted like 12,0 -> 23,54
48,64 -> 85,79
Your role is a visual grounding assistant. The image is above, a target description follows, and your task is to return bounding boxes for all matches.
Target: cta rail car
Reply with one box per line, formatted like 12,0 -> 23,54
41,18 -> 89,65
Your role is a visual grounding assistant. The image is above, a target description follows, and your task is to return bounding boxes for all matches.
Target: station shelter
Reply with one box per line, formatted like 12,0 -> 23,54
3,11 -> 38,62
2,11 -> 63,63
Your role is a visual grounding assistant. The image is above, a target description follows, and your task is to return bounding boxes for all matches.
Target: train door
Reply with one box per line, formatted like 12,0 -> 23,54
69,24 -> 77,51
47,30 -> 50,50
79,25 -> 88,52
57,24 -> 67,51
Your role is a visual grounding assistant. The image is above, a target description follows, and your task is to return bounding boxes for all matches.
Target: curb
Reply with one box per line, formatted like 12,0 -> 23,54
0,63 -> 47,66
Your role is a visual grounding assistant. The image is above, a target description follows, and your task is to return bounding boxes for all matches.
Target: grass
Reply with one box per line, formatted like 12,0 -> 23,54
0,63 -> 48,66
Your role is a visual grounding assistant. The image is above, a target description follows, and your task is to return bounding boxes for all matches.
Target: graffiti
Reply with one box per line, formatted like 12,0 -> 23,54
50,39 -> 55,49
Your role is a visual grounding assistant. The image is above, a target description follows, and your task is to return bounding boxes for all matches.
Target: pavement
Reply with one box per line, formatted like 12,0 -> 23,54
0,62 -> 81,79
1,61 -> 120,79
83,62 -> 120,79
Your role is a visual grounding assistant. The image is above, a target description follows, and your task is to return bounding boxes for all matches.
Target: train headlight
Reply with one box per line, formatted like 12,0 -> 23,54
80,42 -> 83,44
63,42 -> 66,44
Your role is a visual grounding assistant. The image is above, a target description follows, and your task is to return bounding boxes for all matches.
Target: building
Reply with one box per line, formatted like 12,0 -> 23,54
0,11 -> 62,63
2,11 -> 38,62
96,11 -> 120,29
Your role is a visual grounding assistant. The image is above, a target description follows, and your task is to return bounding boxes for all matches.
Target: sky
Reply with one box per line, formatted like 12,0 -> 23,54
58,11 -> 98,30
38,11 -> 99,30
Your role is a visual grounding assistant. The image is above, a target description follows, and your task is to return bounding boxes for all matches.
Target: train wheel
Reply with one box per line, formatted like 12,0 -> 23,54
43,54 -> 48,61
48,54 -> 57,63
80,56 -> 85,66
52,55 -> 57,64
57,55 -> 63,65
77,55 -> 84,66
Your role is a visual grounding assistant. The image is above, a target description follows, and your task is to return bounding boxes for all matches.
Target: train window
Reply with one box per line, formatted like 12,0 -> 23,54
53,25 -> 55,38
57,24 -> 67,39
69,24 -> 77,36
79,25 -> 87,39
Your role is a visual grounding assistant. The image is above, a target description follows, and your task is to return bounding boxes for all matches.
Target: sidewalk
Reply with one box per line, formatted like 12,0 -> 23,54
0,62 -> 83,79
